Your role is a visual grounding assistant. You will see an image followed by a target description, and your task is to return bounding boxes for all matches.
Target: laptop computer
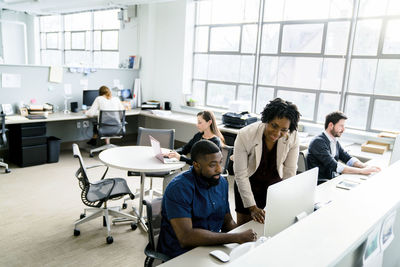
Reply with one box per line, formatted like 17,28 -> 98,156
149,135 -> 179,164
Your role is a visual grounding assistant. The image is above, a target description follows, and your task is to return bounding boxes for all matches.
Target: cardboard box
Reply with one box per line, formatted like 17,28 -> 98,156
361,141 -> 390,154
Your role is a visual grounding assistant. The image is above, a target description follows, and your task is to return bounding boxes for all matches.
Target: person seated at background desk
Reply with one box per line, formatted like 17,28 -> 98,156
307,111 -> 381,183
158,140 -> 256,259
84,85 -> 124,146
234,98 -> 300,226
166,110 -> 224,165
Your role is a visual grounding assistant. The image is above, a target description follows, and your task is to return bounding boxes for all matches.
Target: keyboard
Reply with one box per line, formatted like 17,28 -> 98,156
26,115 -> 47,120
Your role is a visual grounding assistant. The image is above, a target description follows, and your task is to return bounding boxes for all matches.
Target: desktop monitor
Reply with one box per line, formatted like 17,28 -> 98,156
264,167 -> 318,237
120,89 -> 132,100
83,90 -> 98,107
389,135 -> 400,165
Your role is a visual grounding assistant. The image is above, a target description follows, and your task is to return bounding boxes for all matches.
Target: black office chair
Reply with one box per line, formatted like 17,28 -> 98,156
125,127 -> 176,205
89,110 -> 126,157
297,149 -> 308,174
221,145 -> 233,178
143,198 -> 171,267
72,143 -> 137,244
0,114 -> 11,173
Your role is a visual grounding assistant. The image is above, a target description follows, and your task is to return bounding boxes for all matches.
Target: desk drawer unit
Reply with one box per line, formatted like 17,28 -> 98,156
9,123 -> 48,167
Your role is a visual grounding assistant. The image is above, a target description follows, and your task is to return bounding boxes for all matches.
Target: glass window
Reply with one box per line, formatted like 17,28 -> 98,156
64,12 -> 91,31
371,99 -> 400,132
40,15 -> 62,32
353,19 -> 382,56
101,31 -> 119,50
263,0 -> 285,22
256,86 -> 275,113
345,95 -> 369,129
374,59 -> 400,96
237,85 -> 253,111
260,24 -> 280,54
329,0 -> 353,19
241,25 -> 258,53
348,59 -> 377,94
382,19 -> 400,54
277,57 -> 322,89
210,26 -> 241,52
325,21 -> 350,55
71,32 -> 85,50
258,56 -> 278,85
281,24 -> 324,53
93,51 -> 119,68
94,9 -> 120,30
317,93 -> 341,122
284,0 -> 330,21
277,90 -> 316,120
46,33 -> 58,49
358,0 -> 387,18
65,51 -> 91,66
321,58 -> 345,91
41,50 -> 62,66
192,81 -> 206,106
206,83 -> 236,108
194,26 -> 209,52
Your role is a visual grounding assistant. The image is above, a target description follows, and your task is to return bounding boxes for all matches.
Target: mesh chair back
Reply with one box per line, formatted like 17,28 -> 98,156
221,145 -> 233,176
0,114 -> 7,147
297,150 -> 308,174
98,110 -> 126,137
144,198 -> 163,251
72,143 -> 90,188
137,127 -> 175,149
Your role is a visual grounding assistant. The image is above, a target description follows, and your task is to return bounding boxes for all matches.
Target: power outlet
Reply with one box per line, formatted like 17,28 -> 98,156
82,120 -> 90,128
76,122 -> 81,128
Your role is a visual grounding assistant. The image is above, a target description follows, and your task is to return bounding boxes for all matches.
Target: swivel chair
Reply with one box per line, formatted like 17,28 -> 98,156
89,110 -> 126,157
297,149 -> 308,174
143,198 -> 171,267
72,143 -> 137,244
125,127 -> 176,204
221,145 -> 233,178
0,114 -> 11,173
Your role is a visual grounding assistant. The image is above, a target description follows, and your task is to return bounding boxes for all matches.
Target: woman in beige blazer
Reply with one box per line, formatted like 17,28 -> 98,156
234,98 -> 300,225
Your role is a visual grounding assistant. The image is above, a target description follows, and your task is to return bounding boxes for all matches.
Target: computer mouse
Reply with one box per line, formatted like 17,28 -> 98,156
209,249 -> 230,262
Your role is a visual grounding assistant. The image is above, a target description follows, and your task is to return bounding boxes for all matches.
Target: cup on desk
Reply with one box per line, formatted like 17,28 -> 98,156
164,101 -> 171,110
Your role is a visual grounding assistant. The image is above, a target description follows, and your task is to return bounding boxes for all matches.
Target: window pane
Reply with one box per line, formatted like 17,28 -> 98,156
256,87 -> 274,113
239,56 -> 255,83
210,26 -> 240,52
277,90 -> 316,120
86,30 -> 91,51
374,59 -> 400,96
353,19 -> 382,56
258,56 -> 278,85
284,0 -> 330,21
387,0 -> 400,16
345,95 -> 369,129
46,33 -> 58,49
65,32 -> 71,50
40,15 -> 61,32
40,33 -> 46,49
71,32 -> 85,50
241,24 -> 257,53
94,31 -> 101,50
382,19 -> 400,54
211,0 -> 250,24
64,12 -> 91,31
93,51 -> 119,68
206,83 -> 235,108
371,99 -> 400,132
192,81 -> 206,106
329,0 -> 353,19
281,24 -> 324,53
264,0 -> 284,22
65,51 -> 91,66
102,31 -> 118,50
193,54 -> 208,80
94,9 -> 120,30
243,0 -> 260,23
260,24 -> 280,54
358,0 -> 387,17
321,58 -> 345,91
348,59 -> 377,93
277,57 -> 322,89
194,26 -> 209,53
41,50 -> 62,66
237,85 -> 253,111
196,1 -> 212,25
207,55 -> 254,83
317,93 -> 341,123
325,21 -> 350,55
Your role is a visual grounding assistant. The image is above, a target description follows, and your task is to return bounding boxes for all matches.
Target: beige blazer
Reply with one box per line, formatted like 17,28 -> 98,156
233,121 -> 299,208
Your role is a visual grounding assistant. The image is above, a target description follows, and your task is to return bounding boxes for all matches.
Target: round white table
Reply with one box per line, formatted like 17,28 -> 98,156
99,146 -> 185,230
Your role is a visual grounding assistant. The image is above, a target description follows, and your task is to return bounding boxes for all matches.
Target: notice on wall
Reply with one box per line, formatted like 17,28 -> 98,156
49,66 -> 63,83
1,73 -> 21,88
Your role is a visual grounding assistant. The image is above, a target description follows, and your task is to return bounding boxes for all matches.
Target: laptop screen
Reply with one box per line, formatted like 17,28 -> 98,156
149,135 -> 162,156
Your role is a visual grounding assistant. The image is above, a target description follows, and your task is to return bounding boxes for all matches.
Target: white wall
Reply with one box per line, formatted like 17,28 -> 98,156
138,0 -> 190,111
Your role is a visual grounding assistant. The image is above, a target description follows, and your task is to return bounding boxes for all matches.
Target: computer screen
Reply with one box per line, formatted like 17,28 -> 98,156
120,89 -> 132,100
263,167 -> 318,237
83,90 -> 98,107
389,135 -> 400,165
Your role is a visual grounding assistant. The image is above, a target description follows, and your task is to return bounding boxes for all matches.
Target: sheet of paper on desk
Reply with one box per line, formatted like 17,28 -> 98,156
150,110 -> 171,117
5,115 -> 28,121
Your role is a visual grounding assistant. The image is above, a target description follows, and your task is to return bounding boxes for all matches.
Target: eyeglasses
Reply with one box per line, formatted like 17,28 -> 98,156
269,122 -> 289,133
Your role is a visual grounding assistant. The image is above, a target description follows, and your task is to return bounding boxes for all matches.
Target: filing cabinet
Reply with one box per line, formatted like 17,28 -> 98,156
9,122 -> 47,167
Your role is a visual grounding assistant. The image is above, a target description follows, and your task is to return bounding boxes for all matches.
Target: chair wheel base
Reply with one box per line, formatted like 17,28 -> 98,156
5,168 -> 10,173
89,153 -> 94,157
122,203 -> 127,209
80,213 -> 86,219
131,222 -> 137,230
106,236 -> 113,244
74,229 -> 80,236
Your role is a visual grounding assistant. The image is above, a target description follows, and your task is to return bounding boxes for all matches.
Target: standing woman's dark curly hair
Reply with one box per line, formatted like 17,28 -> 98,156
261,98 -> 301,133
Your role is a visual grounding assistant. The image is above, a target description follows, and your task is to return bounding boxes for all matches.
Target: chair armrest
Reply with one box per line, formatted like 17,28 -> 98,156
144,245 -> 171,263
86,164 -> 109,180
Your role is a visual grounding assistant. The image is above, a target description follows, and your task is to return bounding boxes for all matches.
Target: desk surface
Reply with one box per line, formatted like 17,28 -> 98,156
161,160 -> 399,267
98,146 -> 185,173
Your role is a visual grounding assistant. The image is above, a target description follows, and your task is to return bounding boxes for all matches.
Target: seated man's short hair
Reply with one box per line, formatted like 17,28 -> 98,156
191,140 -> 220,163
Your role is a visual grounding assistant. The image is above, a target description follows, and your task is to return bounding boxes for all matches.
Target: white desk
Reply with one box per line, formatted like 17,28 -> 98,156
98,146 -> 185,230
161,161 -> 400,267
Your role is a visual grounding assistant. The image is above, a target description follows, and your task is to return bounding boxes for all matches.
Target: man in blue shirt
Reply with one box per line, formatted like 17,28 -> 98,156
307,111 -> 380,183
158,140 -> 256,259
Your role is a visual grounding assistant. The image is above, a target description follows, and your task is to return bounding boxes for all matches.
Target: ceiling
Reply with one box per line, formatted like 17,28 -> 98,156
0,0 -> 175,15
